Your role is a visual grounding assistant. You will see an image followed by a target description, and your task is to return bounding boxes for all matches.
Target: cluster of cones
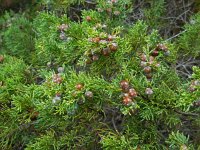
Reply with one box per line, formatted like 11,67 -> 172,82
52,74 -> 62,84
96,0 -> 121,16
74,83 -> 94,99
140,43 -> 170,80
86,33 -> 118,64
58,24 -> 69,40
119,80 -> 137,106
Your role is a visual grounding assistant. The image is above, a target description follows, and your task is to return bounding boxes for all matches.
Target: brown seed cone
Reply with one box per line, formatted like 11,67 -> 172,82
92,55 -> 99,61
92,37 -> 100,43
128,88 -> 137,98
140,53 -> 147,61
123,96 -> 132,105
75,83 -> 84,90
109,43 -> 118,52
145,88 -> 153,95
120,80 -> 129,91
101,48 -> 111,56
143,66 -> 152,74
157,43 -> 168,52
85,91 -> 93,99
145,73 -> 153,79
86,16 -> 92,22
151,50 -> 159,56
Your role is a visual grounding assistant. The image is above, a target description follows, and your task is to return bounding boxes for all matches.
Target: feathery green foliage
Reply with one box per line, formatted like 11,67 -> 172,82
0,0 -> 200,149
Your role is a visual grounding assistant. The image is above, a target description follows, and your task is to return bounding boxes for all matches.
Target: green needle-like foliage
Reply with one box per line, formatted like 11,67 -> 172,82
0,0 -> 200,149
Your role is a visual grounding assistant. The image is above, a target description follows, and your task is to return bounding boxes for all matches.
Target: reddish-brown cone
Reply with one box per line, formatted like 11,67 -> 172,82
123,96 -> 132,105
128,88 -> 137,98
92,37 -> 100,43
145,73 -> 153,79
101,48 -> 111,56
109,43 -> 118,52
151,50 -> 159,56
120,80 -> 129,91
92,55 -> 99,61
140,54 -> 147,61
144,66 -> 152,74
86,16 -> 92,22
75,83 -> 84,90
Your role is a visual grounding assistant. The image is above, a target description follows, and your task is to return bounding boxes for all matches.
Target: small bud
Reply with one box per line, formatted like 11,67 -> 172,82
149,56 -> 155,62
86,16 -> 92,22
88,38 -> 93,42
95,23 -> 101,28
145,88 -> 153,95
140,54 -> 147,61
107,35 -> 113,41
128,88 -> 137,98
85,91 -> 93,99
106,8 -> 112,13
101,48 -> 111,56
111,0 -> 117,3
99,40 -> 108,44
52,95 -> 61,104
193,100 -> 200,107
155,63 -> 160,68
97,8 -> 103,12
145,73 -> 153,80
47,62 -> 52,67
151,50 -> 159,56
123,93 -> 129,98
148,61 -> 154,65
102,24 -> 107,28
59,32 -> 67,40
56,92 -> 61,97
114,11 -> 120,15
120,80 -> 129,92
92,55 -> 99,61
52,74 -> 62,84
140,61 -> 147,67
164,51 -> 170,56
123,97 -> 132,106
58,67 -> 64,73
67,37 -> 73,41
189,85 -> 196,92
193,80 -> 200,86
92,37 -> 100,43
75,83 -> 84,90
157,44 -> 168,52
109,42 -> 118,52
58,24 -> 69,31
143,66 -> 152,74
190,19 -> 196,25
